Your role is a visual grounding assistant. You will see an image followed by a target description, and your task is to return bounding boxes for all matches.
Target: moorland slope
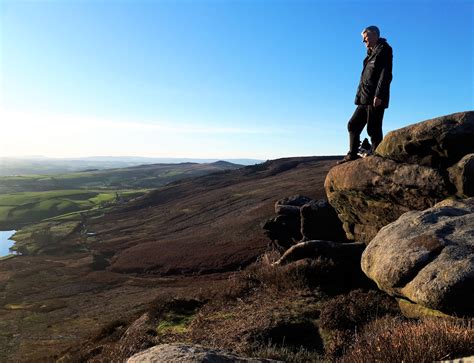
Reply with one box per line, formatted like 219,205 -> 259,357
0,156 -> 338,361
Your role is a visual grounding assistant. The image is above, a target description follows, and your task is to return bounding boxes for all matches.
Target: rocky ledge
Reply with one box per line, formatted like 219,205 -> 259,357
325,111 -> 474,243
323,110 -> 474,317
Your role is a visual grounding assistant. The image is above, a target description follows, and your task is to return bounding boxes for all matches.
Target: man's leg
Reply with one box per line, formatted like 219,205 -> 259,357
347,105 -> 368,156
367,105 -> 385,152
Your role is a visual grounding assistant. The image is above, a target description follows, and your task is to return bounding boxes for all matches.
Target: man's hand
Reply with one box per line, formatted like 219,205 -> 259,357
373,97 -> 382,107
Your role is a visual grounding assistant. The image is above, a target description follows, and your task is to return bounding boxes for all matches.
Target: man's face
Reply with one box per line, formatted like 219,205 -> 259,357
362,31 -> 378,49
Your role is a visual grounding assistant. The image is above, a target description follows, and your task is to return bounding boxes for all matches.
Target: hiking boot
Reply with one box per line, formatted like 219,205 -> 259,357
359,149 -> 373,158
336,153 -> 361,165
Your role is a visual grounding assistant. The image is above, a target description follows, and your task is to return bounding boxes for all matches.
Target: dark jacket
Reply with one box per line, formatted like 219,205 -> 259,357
355,38 -> 393,108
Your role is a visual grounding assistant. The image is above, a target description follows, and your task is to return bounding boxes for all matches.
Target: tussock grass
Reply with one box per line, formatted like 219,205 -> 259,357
319,289 -> 400,358
57,252 -> 474,363
319,289 -> 399,331
221,249 -> 351,300
341,316 -> 474,363
251,341 -> 325,363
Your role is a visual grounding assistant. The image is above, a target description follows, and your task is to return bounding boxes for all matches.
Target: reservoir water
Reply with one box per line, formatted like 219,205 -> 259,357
0,230 -> 16,257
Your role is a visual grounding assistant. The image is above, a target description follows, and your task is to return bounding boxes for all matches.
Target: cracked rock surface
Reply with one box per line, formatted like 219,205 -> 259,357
324,156 -> 451,243
361,198 -> 474,316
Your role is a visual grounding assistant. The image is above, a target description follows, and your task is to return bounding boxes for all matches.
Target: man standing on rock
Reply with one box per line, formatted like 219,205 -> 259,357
338,25 -> 393,164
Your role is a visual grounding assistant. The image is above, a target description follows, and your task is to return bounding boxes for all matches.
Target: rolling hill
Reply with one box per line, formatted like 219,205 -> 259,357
0,161 -> 244,194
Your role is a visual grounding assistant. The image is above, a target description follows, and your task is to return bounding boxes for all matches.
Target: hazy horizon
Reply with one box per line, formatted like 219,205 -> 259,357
0,155 -> 265,162
0,154 -> 267,176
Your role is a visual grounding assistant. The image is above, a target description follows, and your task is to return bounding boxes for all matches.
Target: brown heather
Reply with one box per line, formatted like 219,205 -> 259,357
341,316 -> 474,363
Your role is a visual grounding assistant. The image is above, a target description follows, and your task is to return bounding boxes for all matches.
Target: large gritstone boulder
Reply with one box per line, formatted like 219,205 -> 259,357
361,198 -> 474,317
324,156 -> 451,243
376,111 -> 474,168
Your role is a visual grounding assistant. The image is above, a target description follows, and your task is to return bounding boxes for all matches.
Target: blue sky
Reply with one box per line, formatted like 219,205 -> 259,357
0,0 -> 472,159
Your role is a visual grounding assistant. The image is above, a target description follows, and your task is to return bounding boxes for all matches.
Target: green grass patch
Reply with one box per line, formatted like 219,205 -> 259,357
156,313 -> 195,334
88,193 -> 116,204
0,190 -> 147,227
148,298 -> 204,336
0,206 -> 13,220
10,220 -> 82,255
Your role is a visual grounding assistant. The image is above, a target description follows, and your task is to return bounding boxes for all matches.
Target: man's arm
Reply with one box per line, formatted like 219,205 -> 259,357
375,46 -> 393,103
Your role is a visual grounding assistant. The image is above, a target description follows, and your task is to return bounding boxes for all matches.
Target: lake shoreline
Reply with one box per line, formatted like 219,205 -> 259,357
0,230 -> 16,258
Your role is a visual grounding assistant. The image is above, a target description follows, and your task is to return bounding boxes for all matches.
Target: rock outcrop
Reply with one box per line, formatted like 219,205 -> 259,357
263,196 -> 347,250
325,111 -> 473,243
361,198 -> 474,316
127,343 -> 281,362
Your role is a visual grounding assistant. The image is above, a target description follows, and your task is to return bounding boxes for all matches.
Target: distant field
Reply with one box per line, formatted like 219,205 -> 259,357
0,161 -> 243,194
0,189 -> 146,229
0,160 -> 243,233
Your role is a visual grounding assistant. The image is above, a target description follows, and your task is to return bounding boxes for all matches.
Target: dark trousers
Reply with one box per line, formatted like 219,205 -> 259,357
347,105 -> 385,156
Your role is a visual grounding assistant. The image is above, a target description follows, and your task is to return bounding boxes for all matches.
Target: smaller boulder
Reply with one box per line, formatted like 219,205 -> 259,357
264,196 -> 348,251
127,343 -> 281,362
274,240 -> 365,266
264,195 -> 312,251
300,199 -> 348,242
263,214 -> 301,251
